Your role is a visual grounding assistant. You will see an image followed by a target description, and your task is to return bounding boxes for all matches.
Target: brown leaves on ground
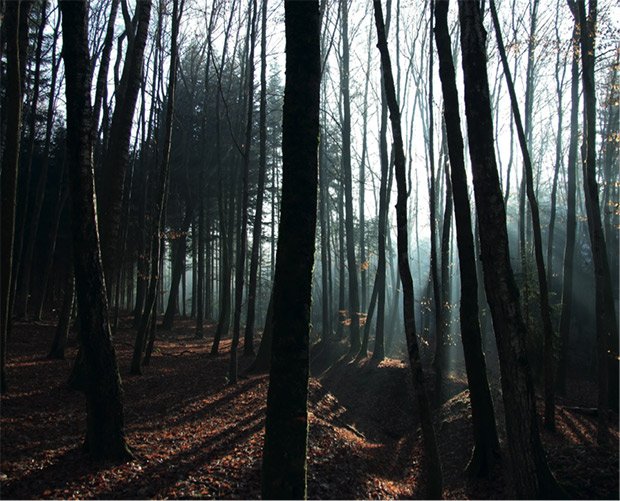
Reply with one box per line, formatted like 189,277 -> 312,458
1,320 -> 618,499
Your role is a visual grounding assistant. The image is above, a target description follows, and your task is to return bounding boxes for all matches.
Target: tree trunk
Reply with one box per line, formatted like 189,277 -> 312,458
14,1 -> 47,320
576,0 -> 617,446
60,0 -> 131,460
1,0 -> 32,394
244,0 -> 268,356
556,17 -> 579,396
433,0 -> 500,476
373,2 -> 443,497
261,1 -> 320,497
131,0 -> 182,375
48,270 -> 75,360
230,0 -> 258,383
162,202 -> 194,330
457,0 -> 562,496
489,0 -> 557,430
99,0 -> 151,289
339,0 -> 361,354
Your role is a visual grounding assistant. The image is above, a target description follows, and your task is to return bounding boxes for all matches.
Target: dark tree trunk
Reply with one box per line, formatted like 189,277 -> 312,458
1,0 -> 32,394
48,270 -> 75,360
373,2 -> 443,497
576,0 -> 617,446
162,202 -> 194,330
339,0 -> 361,354
17,7 -> 61,321
99,0 -> 151,289
244,0 -> 268,357
131,0 -> 182,375
457,0 -> 562,496
92,0 -> 120,135
489,0 -> 557,430
230,0 -> 258,383
433,0 -> 500,476
247,290 -> 273,374
261,1 -> 320,497
60,0 -> 131,460
556,16 -> 579,397
14,1 -> 47,320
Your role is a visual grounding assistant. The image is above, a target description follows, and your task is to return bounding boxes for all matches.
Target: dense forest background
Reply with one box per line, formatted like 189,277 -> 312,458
0,0 -> 618,498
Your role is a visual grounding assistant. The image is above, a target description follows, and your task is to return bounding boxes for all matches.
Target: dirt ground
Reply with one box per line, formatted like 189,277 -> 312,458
1,318 -> 618,499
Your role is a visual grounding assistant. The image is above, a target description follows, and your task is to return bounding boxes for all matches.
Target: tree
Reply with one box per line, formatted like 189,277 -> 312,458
433,0 -> 500,476
339,0 -> 361,354
60,0 -> 131,460
260,0 -> 320,497
576,0 -> 618,446
456,0 -> 562,496
556,8 -> 580,396
1,0 -> 33,394
373,1 -> 443,496
489,0 -> 557,431
131,0 -> 184,376
99,0 -> 152,289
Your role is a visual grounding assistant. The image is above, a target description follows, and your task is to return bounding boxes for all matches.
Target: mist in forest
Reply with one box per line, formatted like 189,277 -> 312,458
0,0 -> 618,499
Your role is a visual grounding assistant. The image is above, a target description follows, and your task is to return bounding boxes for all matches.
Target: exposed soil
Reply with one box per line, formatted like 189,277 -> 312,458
1,319 -> 618,499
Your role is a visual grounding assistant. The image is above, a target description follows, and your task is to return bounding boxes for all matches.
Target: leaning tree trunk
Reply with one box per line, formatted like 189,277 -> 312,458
433,0 -> 499,476
373,1 -> 443,497
576,0 -> 617,447
489,0 -> 557,430
1,0 -> 33,394
556,16 -> 580,396
99,0 -> 151,290
60,0 -> 131,460
456,0 -> 563,496
261,1 -> 320,498
130,0 -> 182,376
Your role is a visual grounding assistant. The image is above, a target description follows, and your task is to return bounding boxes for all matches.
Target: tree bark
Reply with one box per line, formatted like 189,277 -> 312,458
373,2 -> 443,497
457,0 -> 562,496
1,0 -> 33,394
433,0 -> 500,476
489,0 -> 557,430
556,15 -> 579,397
131,0 -> 182,375
261,1 -> 320,497
60,0 -> 131,460
576,0 -> 617,446
99,0 -> 152,290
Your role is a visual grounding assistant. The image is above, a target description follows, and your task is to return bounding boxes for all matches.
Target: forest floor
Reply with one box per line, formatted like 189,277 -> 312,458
1,318 -> 618,499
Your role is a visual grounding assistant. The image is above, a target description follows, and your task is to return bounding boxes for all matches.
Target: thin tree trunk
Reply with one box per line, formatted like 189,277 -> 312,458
556,16 -> 580,397
489,0 -> 557,430
244,0 -> 269,356
434,0 -> 500,476
339,0 -> 361,354
373,2 -> 443,497
0,0 -> 33,394
131,0 -> 183,375
99,0 -> 152,289
48,270 -> 75,360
